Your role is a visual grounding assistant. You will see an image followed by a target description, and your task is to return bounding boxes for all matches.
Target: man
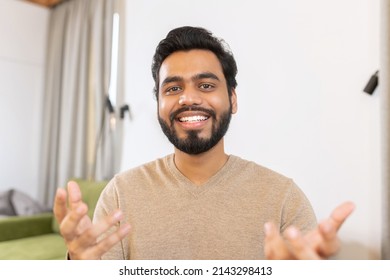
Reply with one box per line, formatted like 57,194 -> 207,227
54,26 -> 355,260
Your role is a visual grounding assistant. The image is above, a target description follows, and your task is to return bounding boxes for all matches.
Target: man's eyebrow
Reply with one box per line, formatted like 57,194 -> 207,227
193,72 -> 220,82
161,76 -> 183,87
161,72 -> 220,87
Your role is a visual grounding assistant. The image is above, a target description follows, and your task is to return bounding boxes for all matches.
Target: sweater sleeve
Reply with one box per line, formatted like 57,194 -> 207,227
280,180 -> 318,234
93,178 -> 129,260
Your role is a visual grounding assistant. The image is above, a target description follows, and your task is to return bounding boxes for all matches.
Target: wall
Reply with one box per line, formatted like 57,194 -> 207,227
121,0 -> 381,259
0,0 -> 49,200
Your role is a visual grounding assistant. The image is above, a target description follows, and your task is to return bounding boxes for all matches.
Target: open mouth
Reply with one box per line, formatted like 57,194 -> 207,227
170,106 -> 216,124
178,115 -> 210,123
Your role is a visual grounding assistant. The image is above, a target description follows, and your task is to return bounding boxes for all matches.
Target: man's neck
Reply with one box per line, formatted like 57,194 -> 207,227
173,140 -> 228,186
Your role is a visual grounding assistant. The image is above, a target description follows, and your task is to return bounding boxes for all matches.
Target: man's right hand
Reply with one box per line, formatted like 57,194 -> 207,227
53,181 -> 131,259
264,201 -> 355,259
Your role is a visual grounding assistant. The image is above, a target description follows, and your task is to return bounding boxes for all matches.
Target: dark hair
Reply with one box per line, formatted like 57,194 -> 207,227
151,26 -> 238,99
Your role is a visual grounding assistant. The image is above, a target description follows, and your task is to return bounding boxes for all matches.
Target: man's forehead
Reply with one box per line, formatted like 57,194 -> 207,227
159,49 -> 224,81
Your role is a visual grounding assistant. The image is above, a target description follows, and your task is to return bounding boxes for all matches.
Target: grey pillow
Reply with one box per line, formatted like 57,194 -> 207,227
0,190 -> 16,216
9,189 -> 49,216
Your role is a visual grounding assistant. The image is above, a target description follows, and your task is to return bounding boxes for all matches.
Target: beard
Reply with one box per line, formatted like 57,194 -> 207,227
158,105 -> 232,155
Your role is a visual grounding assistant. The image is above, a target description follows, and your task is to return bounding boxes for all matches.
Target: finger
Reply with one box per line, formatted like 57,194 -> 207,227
264,222 -> 290,259
67,181 -> 83,210
306,202 -> 355,257
318,219 -> 337,241
316,220 -> 341,256
72,223 -> 131,260
284,227 -> 321,260
68,211 -> 131,260
310,202 -> 355,245
59,202 -> 89,241
53,188 -> 68,224
328,201 -> 355,231
76,210 -> 126,247
317,207 -> 350,256
90,223 -> 131,258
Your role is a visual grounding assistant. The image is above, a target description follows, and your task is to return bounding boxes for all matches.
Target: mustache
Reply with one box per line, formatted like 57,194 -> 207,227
170,106 -> 216,122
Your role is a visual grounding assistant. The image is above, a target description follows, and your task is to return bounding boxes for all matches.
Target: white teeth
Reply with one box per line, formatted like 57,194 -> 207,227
179,115 -> 208,122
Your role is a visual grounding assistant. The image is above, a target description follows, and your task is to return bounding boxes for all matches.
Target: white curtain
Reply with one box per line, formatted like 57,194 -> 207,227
39,0 -> 121,206
381,0 -> 390,260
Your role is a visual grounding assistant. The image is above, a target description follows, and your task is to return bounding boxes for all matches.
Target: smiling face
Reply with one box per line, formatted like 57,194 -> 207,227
157,49 -> 237,155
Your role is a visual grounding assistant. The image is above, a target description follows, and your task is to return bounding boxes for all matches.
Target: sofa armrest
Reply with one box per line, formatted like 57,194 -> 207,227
0,212 -> 54,242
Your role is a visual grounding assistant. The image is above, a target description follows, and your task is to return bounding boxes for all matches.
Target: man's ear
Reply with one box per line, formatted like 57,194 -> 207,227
230,88 -> 238,114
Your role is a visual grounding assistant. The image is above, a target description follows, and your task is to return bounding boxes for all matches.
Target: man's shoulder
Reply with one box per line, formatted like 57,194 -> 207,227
112,154 -> 172,182
230,155 -> 292,182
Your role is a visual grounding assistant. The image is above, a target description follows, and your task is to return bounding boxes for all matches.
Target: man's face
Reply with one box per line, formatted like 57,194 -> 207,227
157,49 -> 237,155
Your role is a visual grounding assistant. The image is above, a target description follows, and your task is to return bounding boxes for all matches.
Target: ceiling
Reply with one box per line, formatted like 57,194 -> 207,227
25,0 -> 65,8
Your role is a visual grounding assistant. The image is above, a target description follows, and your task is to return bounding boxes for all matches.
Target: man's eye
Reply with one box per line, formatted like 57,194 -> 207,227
166,86 -> 181,94
199,84 -> 214,90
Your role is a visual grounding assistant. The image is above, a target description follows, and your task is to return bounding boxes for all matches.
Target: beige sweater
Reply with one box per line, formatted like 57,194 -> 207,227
94,154 -> 317,259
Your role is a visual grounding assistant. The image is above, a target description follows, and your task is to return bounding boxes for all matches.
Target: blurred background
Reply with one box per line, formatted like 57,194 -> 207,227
0,0 -> 385,259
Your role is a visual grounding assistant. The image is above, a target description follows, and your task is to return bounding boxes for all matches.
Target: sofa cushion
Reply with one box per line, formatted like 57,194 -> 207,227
0,213 -> 53,242
10,189 -> 51,216
0,233 -> 67,260
0,190 -> 16,216
52,179 -> 108,233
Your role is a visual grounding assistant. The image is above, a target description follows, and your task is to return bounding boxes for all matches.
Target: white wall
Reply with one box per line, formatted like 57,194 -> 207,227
121,0 -> 381,259
0,0 -> 49,200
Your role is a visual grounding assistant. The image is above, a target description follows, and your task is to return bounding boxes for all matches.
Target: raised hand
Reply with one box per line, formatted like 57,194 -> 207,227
53,181 -> 131,259
264,201 -> 355,259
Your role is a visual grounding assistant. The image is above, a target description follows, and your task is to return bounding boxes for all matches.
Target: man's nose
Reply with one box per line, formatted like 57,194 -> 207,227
178,89 -> 202,106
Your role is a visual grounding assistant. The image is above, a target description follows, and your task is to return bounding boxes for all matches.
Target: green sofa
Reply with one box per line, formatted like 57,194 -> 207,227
0,179 -> 107,260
